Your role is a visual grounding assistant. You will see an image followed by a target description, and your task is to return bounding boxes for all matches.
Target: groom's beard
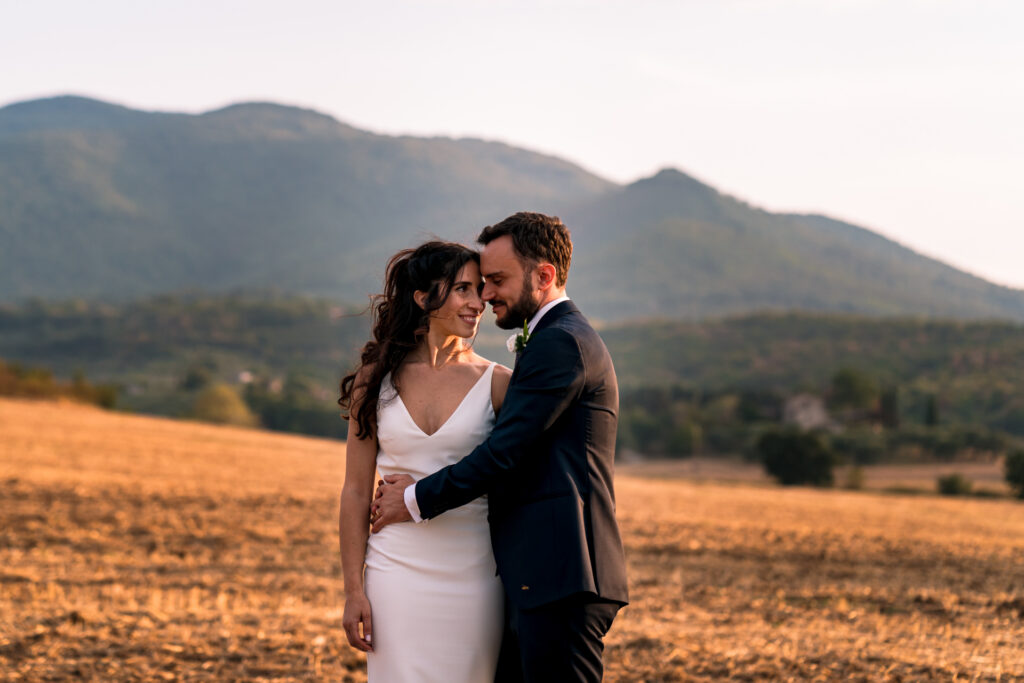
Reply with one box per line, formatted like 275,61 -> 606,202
493,279 -> 541,330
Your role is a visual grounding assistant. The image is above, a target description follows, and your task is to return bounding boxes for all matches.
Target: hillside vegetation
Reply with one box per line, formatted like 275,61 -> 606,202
604,312 -> 1024,434
567,171 -> 1024,320
0,96 -> 610,303
3,96 -> 1024,321
2,297 -> 1022,449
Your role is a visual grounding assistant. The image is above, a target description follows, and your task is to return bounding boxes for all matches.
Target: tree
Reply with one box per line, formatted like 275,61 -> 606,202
243,374 -> 348,439
668,422 -> 702,457
937,473 -> 972,496
829,367 -> 878,412
879,387 -> 900,429
179,365 -> 214,391
192,384 -> 258,427
925,394 -> 939,427
1005,450 -> 1024,499
757,428 -> 837,487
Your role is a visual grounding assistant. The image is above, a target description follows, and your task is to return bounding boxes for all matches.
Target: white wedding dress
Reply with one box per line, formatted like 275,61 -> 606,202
364,363 -> 504,682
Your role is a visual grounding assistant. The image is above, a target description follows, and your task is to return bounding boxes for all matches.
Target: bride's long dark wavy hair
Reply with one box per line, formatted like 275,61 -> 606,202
338,241 -> 480,440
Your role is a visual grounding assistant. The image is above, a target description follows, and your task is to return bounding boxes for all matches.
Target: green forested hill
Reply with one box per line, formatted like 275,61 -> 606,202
2,297 -> 1022,437
564,170 -> 1024,320
604,312 -> 1024,388
3,96 -> 1024,321
0,96 -> 611,301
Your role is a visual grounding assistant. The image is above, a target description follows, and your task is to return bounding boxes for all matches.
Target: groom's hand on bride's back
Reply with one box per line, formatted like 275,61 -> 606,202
371,473 -> 415,533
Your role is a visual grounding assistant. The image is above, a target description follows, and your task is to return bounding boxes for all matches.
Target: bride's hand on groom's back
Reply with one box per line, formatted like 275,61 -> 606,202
342,591 -> 374,652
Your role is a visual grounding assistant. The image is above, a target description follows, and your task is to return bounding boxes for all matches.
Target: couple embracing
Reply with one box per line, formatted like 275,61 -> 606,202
338,212 -> 628,682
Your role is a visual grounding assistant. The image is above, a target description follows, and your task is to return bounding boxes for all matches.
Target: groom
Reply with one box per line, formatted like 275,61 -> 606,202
371,212 -> 628,682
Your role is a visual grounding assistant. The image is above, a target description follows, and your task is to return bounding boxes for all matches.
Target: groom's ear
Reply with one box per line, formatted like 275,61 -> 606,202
535,263 -> 557,290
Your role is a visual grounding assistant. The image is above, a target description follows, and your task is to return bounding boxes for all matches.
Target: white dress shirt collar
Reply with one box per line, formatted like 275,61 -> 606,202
527,295 -> 570,334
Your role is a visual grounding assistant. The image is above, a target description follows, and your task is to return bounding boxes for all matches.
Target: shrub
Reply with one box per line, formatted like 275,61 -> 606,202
757,428 -> 837,487
937,473 -> 973,496
843,465 -> 865,490
192,384 -> 257,427
667,422 -> 702,457
1,359 -> 117,408
1005,450 -> 1024,499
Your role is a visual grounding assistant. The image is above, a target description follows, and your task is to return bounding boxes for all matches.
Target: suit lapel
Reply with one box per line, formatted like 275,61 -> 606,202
511,300 -> 577,373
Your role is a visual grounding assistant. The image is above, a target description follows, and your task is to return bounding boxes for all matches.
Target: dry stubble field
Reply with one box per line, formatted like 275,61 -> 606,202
2,397 -> 1023,681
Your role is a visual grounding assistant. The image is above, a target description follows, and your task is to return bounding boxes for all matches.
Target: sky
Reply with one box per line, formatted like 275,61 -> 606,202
3,0 -> 1022,288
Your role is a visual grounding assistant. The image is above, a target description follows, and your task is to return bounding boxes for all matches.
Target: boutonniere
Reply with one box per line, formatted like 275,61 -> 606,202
506,320 -> 531,354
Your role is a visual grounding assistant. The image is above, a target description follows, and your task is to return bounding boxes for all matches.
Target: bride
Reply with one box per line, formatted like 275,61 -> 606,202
337,241 -> 511,681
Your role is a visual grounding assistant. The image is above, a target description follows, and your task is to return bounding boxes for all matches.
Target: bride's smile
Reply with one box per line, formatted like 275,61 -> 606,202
423,261 -> 485,340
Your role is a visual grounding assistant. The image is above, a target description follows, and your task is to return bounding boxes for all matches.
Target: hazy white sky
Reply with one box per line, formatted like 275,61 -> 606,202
3,0 -> 1022,288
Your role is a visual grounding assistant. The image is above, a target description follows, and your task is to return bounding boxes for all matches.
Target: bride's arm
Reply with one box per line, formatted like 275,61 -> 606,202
339,375 -> 378,653
490,364 -> 513,414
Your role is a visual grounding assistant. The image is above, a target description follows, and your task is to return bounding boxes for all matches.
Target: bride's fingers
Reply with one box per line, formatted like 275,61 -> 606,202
363,612 -> 373,650
344,618 -> 369,652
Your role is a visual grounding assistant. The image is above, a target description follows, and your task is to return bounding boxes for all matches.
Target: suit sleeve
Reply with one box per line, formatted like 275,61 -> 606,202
415,327 -> 584,520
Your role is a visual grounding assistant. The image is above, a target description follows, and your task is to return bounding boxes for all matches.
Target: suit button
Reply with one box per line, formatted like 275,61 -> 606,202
521,585 -> 530,591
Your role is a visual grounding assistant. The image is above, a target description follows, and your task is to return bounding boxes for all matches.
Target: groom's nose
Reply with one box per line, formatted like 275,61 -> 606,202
481,281 -> 496,302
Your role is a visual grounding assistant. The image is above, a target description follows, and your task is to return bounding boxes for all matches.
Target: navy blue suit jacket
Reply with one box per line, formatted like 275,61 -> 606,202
415,301 -> 629,609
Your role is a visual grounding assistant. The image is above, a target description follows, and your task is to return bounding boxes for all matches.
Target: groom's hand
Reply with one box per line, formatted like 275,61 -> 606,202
370,473 -> 414,533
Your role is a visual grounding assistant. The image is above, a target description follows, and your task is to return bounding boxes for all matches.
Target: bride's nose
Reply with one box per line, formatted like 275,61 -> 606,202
468,290 -> 484,313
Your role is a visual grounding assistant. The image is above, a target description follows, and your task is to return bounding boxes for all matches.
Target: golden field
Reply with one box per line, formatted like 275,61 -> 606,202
2,397 -> 1023,681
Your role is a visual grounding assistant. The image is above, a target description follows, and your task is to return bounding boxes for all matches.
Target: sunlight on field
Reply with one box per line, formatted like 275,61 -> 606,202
2,397 -> 1023,681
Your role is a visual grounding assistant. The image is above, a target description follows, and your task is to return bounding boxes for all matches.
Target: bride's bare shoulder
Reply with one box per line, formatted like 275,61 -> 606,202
488,363 -> 512,412
470,353 -> 510,377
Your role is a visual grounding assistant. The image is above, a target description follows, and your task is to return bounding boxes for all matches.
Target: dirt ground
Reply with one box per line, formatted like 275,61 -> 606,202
2,397 -> 1023,681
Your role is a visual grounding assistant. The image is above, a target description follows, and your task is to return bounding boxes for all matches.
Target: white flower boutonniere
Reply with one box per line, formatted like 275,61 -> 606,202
506,320 -> 530,354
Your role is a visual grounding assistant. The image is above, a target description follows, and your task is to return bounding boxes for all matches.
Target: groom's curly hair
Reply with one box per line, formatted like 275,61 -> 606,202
477,212 -> 573,287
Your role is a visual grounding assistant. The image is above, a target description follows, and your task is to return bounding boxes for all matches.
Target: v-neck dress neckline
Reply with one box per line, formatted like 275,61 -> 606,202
393,362 -> 495,438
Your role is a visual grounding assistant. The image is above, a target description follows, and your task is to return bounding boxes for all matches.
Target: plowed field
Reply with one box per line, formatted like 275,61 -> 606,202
2,398 -> 1022,681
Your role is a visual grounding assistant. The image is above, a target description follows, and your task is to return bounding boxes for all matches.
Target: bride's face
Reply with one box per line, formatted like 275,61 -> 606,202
427,261 -> 484,338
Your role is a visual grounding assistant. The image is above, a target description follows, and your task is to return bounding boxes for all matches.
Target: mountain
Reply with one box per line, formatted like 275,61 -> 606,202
2,95 -> 1023,321
563,169 -> 1024,320
0,96 -> 612,301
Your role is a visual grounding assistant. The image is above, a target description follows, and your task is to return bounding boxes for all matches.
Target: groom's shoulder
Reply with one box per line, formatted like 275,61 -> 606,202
554,302 -> 597,335
542,305 -> 607,353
